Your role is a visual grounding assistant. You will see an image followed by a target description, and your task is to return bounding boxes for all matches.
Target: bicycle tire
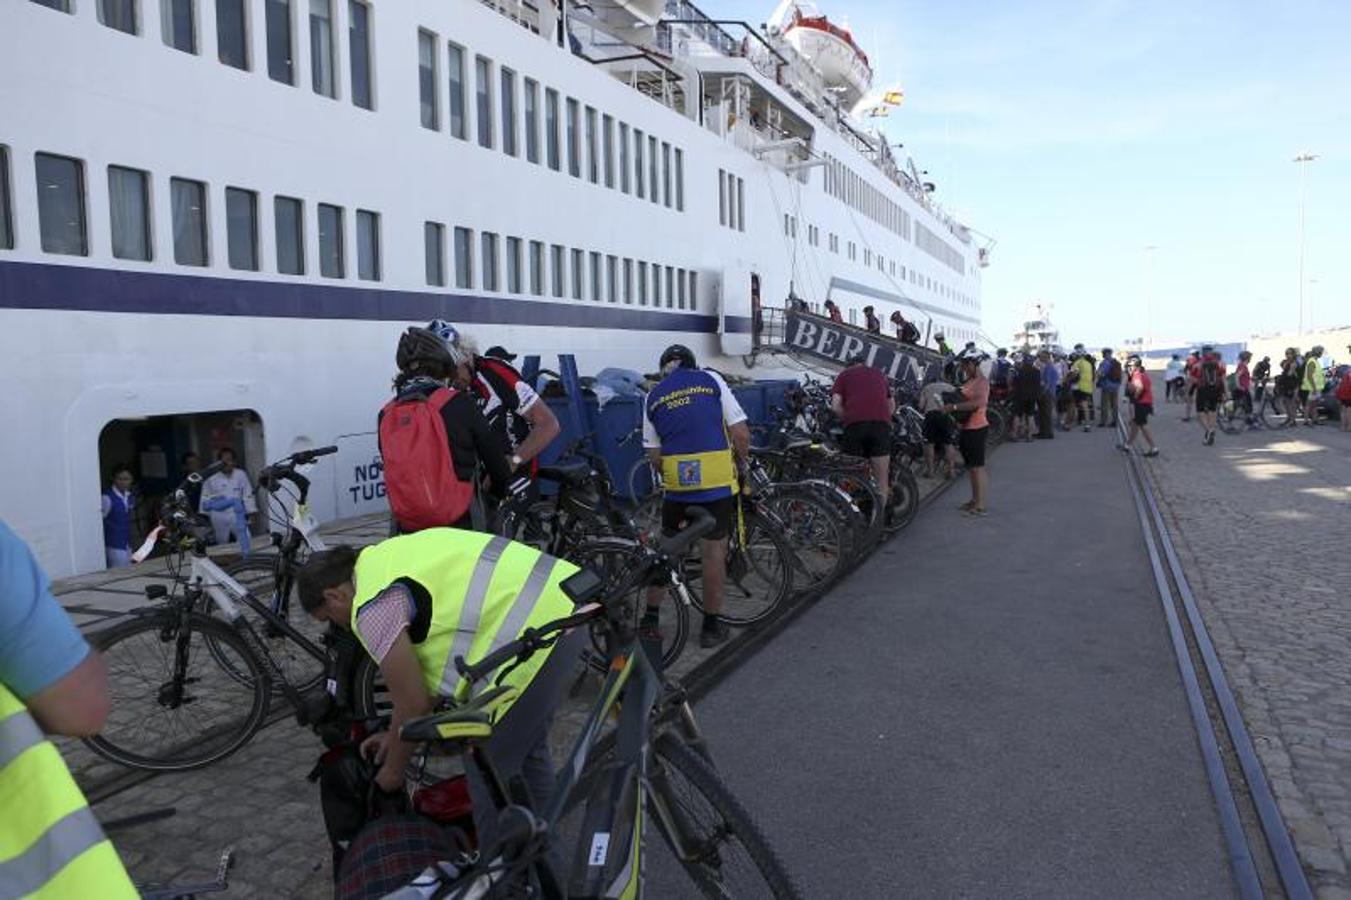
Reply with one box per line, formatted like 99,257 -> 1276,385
1217,400 -> 1244,436
83,610 -> 270,771
758,487 -> 847,592
215,557 -> 328,695
689,509 -> 792,624
884,463 -> 920,533
1260,398 -> 1288,430
627,456 -> 661,504
570,536 -> 690,673
649,731 -> 802,900
350,652 -> 390,721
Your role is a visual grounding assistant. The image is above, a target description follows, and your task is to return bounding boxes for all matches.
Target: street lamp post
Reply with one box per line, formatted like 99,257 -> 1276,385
1293,152 -> 1318,335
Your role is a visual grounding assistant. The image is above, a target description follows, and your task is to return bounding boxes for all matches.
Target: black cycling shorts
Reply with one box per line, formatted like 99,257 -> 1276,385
922,410 -> 956,447
1195,386 -> 1222,413
661,496 -> 733,541
1015,398 -> 1038,416
958,426 -> 988,468
842,421 -> 891,459
1132,403 -> 1153,426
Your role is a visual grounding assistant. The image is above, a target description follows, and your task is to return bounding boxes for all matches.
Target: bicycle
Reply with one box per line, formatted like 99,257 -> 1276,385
83,450 -> 347,771
381,506 -> 801,898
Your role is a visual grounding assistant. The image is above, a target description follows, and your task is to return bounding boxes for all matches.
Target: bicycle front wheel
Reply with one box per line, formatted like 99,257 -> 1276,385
84,610 -> 270,771
218,557 -> 327,694
1217,399 -> 1243,435
648,731 -> 802,900
693,509 -> 793,625
571,536 -> 690,673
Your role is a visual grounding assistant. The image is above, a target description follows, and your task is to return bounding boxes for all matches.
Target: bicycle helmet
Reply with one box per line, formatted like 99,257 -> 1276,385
957,346 -> 988,364
396,326 -> 461,372
659,344 -> 697,371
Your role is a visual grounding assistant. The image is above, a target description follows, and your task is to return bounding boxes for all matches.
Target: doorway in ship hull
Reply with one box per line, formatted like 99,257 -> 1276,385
96,410 -> 265,567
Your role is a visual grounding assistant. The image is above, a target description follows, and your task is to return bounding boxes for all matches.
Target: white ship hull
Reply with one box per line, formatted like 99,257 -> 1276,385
1,0 -> 984,576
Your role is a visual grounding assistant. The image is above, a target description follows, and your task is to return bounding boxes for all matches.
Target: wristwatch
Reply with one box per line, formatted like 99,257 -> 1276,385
510,454 -> 523,469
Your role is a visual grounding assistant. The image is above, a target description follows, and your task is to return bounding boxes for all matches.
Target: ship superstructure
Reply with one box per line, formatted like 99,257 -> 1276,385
1,0 -> 988,575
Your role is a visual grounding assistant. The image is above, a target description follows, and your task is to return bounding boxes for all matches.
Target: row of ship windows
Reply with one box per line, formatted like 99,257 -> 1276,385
783,214 -> 976,309
0,147 -> 700,309
417,30 -> 685,210
0,148 -> 380,278
426,225 -> 698,310
30,0 -> 374,109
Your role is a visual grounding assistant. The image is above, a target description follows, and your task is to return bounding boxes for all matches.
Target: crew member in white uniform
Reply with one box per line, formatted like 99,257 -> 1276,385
199,447 -> 257,547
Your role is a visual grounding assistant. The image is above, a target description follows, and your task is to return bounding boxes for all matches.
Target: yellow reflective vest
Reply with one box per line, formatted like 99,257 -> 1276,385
0,683 -> 137,899
350,529 -> 577,716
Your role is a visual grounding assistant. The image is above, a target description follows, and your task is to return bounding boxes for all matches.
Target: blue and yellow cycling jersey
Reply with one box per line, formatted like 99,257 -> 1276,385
644,368 -> 744,502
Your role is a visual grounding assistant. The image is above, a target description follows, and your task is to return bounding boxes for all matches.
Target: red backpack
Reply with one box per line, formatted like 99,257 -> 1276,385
379,387 -> 474,532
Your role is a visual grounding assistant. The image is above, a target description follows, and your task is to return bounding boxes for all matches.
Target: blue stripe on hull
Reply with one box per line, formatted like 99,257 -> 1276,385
0,261 -> 753,333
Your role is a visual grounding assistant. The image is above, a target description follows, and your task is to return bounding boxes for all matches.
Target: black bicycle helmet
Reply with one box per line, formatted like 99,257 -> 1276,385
396,326 -> 457,372
659,344 -> 697,371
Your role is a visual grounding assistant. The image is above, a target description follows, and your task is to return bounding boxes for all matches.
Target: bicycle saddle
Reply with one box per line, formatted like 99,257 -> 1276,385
400,685 -> 520,745
537,461 -> 591,487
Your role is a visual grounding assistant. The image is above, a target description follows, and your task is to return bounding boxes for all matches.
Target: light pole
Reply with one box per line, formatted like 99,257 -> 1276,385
1293,152 -> 1318,335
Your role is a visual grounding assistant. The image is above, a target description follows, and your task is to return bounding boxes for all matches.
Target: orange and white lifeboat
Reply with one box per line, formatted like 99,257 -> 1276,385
781,5 -> 873,107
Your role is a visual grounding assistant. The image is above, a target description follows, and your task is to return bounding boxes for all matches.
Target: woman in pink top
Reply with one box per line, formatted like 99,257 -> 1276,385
1122,355 -> 1160,456
943,351 -> 990,517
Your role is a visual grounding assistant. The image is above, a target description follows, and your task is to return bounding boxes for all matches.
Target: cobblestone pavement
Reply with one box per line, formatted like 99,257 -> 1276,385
1133,395 -> 1351,897
58,475 -> 944,897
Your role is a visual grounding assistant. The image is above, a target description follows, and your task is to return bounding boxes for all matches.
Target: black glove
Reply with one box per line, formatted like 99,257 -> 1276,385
507,476 -> 532,499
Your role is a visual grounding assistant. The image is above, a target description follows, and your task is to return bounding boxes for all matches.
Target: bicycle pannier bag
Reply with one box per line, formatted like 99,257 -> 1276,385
380,387 -> 474,531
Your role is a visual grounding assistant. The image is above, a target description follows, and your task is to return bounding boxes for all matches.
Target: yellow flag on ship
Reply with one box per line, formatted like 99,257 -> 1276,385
883,89 -> 905,106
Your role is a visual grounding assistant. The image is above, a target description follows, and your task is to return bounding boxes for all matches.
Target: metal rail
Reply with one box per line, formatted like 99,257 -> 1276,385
1118,422 -> 1313,900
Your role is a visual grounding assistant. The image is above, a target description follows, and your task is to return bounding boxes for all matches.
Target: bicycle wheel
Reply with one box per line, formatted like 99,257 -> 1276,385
986,405 -> 1008,446
689,509 -> 792,625
647,731 -> 802,899
1217,399 -> 1243,435
884,463 -> 920,533
1260,397 -> 1288,429
627,457 -> 662,505
759,487 -> 846,592
571,537 -> 690,674
84,610 -> 270,771
217,557 -> 327,694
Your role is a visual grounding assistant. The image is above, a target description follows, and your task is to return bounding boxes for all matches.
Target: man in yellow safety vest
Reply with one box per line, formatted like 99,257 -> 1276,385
1,520 -> 137,899
297,529 -> 581,852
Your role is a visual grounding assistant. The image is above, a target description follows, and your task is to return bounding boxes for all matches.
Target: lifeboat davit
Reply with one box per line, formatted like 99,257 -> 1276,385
782,6 -> 873,107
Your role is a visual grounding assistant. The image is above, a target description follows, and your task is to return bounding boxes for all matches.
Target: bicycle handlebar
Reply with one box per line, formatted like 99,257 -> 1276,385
455,507 -> 716,685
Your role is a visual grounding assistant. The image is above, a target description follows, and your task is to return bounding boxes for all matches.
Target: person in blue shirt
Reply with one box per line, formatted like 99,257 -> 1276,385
101,464 -> 136,569
1096,348 -> 1122,428
1036,349 -> 1060,439
642,345 -> 750,648
0,519 -> 138,895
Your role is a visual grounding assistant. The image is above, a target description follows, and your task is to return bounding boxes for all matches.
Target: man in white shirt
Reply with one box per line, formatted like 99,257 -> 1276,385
199,448 -> 257,551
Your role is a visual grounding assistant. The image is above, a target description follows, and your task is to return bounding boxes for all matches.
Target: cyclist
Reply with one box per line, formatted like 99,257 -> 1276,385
1121,355 -> 1160,457
297,533 -> 583,857
1302,345 -> 1326,426
1253,355 -> 1272,406
1070,350 -> 1095,432
1096,348 -> 1121,428
1194,345 -> 1227,445
0,520 -> 138,898
642,344 -> 750,648
831,352 -> 895,505
424,320 -> 561,482
382,326 -> 520,532
942,348 -> 990,517
1277,347 -> 1302,428
1164,354 -> 1184,403
1234,350 -> 1255,426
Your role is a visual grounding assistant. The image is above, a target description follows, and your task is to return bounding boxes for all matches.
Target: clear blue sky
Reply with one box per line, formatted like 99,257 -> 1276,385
720,0 -> 1351,349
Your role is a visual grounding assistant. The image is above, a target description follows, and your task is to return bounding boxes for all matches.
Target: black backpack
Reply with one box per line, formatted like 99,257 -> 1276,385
1201,358 -> 1221,389
1108,359 -> 1123,383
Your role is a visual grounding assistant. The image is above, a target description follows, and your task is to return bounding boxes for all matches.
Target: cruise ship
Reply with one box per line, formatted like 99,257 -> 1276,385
1,0 -> 988,576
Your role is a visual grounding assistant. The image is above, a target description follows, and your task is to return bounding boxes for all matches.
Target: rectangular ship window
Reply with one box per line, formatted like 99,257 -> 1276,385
480,231 -> 498,290
688,271 -> 697,310
0,147 -> 12,250
648,136 -> 658,205
161,0 -> 196,53
602,115 -> 614,188
717,169 -> 725,226
310,0 -> 336,97
506,236 -> 522,292
728,173 -> 738,230
545,89 -> 560,170
619,123 -> 630,194
634,129 -> 644,198
661,142 -> 671,207
551,244 -> 565,297
274,196 -> 304,274
225,186 -> 259,271
475,56 -> 494,149
737,178 -> 744,232
356,209 -> 379,280
425,221 -> 445,286
31,0 -> 73,11
523,79 -> 540,163
170,177 -> 208,266
585,107 -> 598,183
317,202 -> 344,277
566,98 -> 580,177
675,148 -> 684,211
99,0 -> 138,35
571,248 -> 584,299
418,31 -> 439,129
528,240 -> 544,295
447,43 -> 467,139
606,255 -> 617,303
651,263 -> 660,306
590,251 -> 602,302
107,165 -> 151,261
266,0 -> 293,84
500,67 -> 517,156
665,265 -> 674,308
676,268 -> 685,309
622,258 -> 633,304
217,0 -> 249,70
453,226 -> 473,288
348,0 -> 372,110
637,261 -> 646,306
